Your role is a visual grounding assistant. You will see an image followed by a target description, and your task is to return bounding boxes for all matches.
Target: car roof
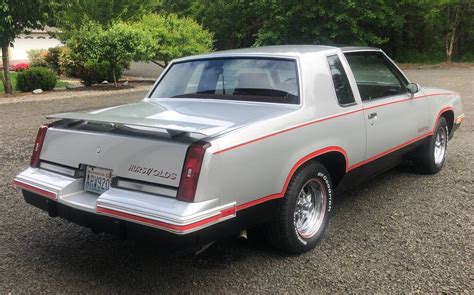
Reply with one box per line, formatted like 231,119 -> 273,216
340,46 -> 381,52
174,45 -> 382,62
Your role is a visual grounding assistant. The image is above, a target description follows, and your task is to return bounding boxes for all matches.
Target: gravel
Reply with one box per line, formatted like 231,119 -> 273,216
0,67 -> 472,293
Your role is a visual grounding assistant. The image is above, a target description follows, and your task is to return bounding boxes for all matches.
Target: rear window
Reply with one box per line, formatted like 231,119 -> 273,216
150,58 -> 300,104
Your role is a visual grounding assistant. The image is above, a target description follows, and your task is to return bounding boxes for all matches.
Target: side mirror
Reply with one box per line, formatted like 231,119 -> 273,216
407,83 -> 420,95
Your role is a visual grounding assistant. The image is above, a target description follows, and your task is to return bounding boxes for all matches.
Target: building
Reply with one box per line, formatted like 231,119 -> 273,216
0,26 -> 62,64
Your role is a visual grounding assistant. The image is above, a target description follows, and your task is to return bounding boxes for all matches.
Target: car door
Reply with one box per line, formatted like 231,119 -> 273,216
344,51 -> 429,164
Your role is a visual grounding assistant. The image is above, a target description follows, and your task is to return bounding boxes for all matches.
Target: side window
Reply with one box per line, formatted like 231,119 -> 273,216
345,52 -> 408,101
327,55 -> 355,105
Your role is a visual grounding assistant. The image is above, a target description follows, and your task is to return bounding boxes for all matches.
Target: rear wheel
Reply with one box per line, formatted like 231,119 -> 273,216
265,162 -> 332,254
414,117 -> 448,174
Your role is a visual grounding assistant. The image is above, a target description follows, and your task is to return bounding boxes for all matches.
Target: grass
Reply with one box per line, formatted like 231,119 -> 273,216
0,71 -> 68,93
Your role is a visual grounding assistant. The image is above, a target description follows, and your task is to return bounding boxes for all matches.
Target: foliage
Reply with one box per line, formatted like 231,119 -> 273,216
99,22 -> 152,81
58,46 -> 79,77
133,13 -> 214,67
156,0 -> 474,62
253,1 -> 402,47
65,21 -> 150,85
44,47 -> 63,74
16,67 -> 57,92
57,0 -> 157,33
157,0 -> 259,49
76,60 -> 121,86
27,49 -> 48,67
0,0 -> 70,93
0,0 -> 70,46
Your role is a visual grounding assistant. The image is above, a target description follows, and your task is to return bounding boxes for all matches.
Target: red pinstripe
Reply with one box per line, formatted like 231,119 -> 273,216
214,92 -> 455,155
96,206 -> 223,232
14,180 -> 57,200
214,108 -> 362,155
236,146 -> 348,211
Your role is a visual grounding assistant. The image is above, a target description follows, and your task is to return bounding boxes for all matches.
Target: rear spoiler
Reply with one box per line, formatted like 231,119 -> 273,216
47,112 -> 226,136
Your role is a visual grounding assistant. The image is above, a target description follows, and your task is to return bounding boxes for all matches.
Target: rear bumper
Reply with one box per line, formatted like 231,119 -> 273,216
15,167 -> 236,235
22,190 -> 237,248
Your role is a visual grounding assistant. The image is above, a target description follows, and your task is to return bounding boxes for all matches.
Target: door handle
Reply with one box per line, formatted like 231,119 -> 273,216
368,112 -> 378,119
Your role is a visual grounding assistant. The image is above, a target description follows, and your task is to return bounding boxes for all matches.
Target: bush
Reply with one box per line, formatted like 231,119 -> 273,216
16,67 -> 57,92
78,60 -> 123,86
58,46 -> 79,77
65,21 -> 149,86
134,14 -> 214,66
27,49 -> 48,67
44,47 -> 63,74
58,45 -> 123,85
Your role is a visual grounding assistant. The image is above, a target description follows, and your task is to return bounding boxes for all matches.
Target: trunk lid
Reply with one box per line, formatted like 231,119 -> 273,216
41,99 -> 299,187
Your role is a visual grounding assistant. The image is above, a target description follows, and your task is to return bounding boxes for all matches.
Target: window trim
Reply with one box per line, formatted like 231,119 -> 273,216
147,56 -> 303,106
325,54 -> 357,108
344,51 -> 410,102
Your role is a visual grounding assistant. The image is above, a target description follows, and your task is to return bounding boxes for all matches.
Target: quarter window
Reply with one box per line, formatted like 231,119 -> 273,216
345,52 -> 408,101
327,55 -> 355,105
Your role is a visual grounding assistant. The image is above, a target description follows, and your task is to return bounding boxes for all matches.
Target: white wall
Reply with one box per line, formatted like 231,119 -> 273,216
10,33 -> 62,61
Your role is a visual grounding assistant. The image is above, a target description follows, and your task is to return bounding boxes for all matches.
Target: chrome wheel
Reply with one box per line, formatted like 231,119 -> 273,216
434,126 -> 447,165
293,178 -> 327,239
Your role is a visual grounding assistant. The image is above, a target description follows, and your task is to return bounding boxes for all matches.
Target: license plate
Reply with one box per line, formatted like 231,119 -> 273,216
84,166 -> 112,194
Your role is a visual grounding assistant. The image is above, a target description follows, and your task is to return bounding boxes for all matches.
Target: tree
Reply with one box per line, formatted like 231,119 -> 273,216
156,0 -> 261,50
0,0 -> 69,93
441,0 -> 473,62
102,22 -> 153,85
57,0 -> 157,32
66,21 -> 151,86
133,13 -> 214,67
253,1 -> 403,47
155,0 -> 474,62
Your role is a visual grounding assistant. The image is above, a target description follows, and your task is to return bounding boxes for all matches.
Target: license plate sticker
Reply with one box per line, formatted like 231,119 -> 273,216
84,166 -> 112,194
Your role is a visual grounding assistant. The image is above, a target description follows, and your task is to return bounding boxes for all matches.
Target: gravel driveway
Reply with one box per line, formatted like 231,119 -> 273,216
1,68 -> 472,293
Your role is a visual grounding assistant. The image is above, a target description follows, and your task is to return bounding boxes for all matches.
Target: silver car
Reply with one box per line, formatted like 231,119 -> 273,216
15,46 -> 464,253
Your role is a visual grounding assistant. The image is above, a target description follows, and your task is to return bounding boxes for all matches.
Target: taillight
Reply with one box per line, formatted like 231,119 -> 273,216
176,141 -> 210,202
30,124 -> 50,168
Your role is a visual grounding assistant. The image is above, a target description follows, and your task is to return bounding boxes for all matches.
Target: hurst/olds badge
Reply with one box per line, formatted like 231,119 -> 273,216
128,164 -> 177,180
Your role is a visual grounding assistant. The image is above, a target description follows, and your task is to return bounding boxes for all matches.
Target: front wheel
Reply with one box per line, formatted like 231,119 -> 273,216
265,162 -> 332,254
414,116 -> 449,174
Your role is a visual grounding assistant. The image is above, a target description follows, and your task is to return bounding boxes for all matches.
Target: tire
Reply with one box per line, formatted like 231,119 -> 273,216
265,162 -> 332,254
414,116 -> 449,174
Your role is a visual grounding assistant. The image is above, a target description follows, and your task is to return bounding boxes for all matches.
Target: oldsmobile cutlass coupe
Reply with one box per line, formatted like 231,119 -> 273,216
15,46 -> 464,253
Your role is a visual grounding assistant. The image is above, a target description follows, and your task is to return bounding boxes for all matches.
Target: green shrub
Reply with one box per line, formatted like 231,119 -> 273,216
134,14 -> 214,66
16,67 -> 57,92
77,60 -> 123,86
58,45 -> 124,85
65,21 -> 149,86
44,47 -> 63,74
58,46 -> 80,77
27,49 -> 48,67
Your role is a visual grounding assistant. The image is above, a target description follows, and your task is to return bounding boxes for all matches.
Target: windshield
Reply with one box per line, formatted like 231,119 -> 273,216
150,58 -> 300,104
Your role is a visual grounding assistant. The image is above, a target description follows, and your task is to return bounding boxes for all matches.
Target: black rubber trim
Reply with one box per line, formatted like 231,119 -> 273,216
22,190 -> 277,249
